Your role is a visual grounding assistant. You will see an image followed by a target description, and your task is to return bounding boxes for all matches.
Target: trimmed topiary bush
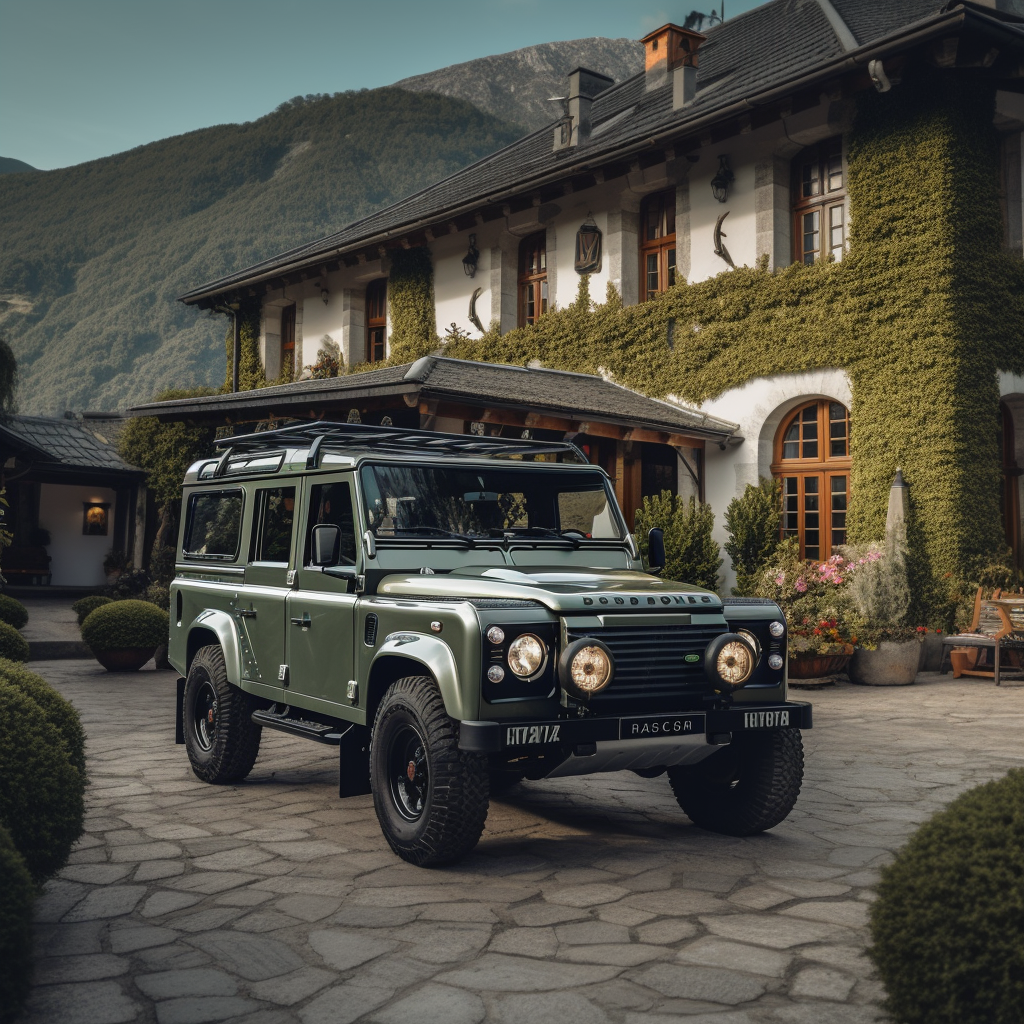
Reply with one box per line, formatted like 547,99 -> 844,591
0,824 -> 34,1024
634,491 -> 722,591
724,477 -> 782,596
81,599 -> 168,651
0,658 -> 85,776
868,768 -> 1024,1024
0,621 -> 29,663
0,681 -> 84,885
0,595 -> 28,631
71,594 -> 113,626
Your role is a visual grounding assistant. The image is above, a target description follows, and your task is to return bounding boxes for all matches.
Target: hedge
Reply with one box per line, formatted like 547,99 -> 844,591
0,824 -> 33,1024
869,769 -> 1024,1024
0,682 -> 84,884
0,595 -> 28,631
0,658 -> 86,776
81,599 -> 168,651
0,621 -> 29,663
71,594 -> 113,626
634,491 -> 721,590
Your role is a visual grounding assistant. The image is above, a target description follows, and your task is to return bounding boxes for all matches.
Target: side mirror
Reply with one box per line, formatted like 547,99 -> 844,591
311,524 -> 341,566
647,527 -> 666,575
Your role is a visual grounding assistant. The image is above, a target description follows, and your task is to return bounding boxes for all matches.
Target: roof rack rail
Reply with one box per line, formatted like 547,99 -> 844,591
215,421 -> 588,464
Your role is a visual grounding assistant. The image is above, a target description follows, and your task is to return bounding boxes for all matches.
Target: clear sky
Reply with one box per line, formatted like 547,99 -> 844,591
0,0 -> 768,171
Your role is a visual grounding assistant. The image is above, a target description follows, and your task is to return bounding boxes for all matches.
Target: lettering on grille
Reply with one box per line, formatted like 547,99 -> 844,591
743,710 -> 790,729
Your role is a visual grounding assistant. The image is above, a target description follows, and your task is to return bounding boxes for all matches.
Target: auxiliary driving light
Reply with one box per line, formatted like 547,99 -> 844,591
487,664 -> 505,683
558,638 -> 614,699
486,626 -> 505,645
704,633 -> 757,691
768,654 -> 784,671
507,634 -> 546,678
769,620 -> 786,638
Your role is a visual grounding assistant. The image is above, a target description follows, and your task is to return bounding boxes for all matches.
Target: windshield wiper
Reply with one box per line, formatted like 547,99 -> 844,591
490,527 -> 581,548
384,527 -> 476,546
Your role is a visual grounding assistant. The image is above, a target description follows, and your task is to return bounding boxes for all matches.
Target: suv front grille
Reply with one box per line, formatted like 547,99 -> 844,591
567,622 -> 728,705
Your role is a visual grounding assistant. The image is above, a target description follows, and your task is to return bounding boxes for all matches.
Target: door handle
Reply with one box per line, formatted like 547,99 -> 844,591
239,608 -> 257,619
290,613 -> 312,628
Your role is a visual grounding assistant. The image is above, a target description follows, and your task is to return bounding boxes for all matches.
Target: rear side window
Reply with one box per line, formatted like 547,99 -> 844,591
183,490 -> 243,560
251,487 -> 296,564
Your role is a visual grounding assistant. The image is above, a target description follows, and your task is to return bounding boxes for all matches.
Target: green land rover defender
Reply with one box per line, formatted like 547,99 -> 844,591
171,422 -> 810,865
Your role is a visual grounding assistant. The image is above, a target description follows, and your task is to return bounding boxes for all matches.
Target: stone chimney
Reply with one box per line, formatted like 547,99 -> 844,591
640,23 -> 706,97
553,67 -> 614,151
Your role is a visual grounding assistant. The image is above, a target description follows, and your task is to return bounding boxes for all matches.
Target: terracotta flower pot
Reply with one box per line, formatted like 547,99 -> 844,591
788,649 -> 853,678
93,647 -> 156,672
850,640 -> 921,686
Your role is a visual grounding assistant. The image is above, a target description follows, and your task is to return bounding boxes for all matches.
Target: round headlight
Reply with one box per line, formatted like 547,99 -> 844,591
486,626 -> 505,645
570,645 -> 613,694
768,654 -> 784,671
487,664 -> 505,683
508,634 -> 546,677
769,620 -> 785,638
704,633 -> 756,691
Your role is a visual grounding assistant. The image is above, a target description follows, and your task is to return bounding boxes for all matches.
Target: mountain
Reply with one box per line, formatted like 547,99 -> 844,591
0,38 -> 640,413
0,158 -> 37,175
396,37 -> 642,131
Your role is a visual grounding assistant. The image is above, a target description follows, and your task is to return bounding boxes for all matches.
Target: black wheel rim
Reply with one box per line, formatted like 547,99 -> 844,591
193,678 -> 218,751
387,721 -> 428,822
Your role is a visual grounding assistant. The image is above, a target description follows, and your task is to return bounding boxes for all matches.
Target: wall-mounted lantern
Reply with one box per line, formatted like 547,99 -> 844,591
574,215 -> 602,274
83,502 -> 110,536
321,286 -> 330,305
710,155 -> 734,203
462,234 -> 480,278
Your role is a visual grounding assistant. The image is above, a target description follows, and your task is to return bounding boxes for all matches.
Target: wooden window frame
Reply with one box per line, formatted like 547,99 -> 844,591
771,399 -> 852,561
518,232 -> 548,327
792,138 -> 847,266
366,278 -> 387,364
1000,402 -> 1022,569
280,303 -> 296,378
639,190 -> 677,301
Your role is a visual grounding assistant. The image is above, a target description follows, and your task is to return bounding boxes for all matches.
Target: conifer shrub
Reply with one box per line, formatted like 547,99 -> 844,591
0,658 -> 85,775
81,599 -> 168,651
0,620 -> 29,663
0,682 -> 84,884
724,477 -> 781,595
0,594 -> 28,630
71,594 -> 113,626
0,823 -> 34,1024
634,491 -> 722,591
868,769 -> 1024,1024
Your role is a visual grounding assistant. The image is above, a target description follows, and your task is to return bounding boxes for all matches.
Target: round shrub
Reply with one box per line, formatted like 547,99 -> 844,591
0,824 -> 34,1024
0,658 -> 86,776
81,599 -> 168,651
0,595 -> 28,631
71,594 -> 113,626
0,621 -> 29,663
868,769 -> 1024,1024
0,681 -> 84,885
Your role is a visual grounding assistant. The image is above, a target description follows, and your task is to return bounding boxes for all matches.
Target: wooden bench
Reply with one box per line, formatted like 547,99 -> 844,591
1,546 -> 52,586
940,588 -> 1024,686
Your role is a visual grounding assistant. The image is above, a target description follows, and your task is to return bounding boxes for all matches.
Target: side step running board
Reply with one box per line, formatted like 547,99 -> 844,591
252,705 -> 345,745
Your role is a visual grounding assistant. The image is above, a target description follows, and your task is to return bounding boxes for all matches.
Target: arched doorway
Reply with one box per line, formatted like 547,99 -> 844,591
771,399 -> 851,560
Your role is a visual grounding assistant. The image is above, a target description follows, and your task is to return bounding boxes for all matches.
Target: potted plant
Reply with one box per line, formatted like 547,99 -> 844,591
103,549 -> 130,584
80,599 -> 169,672
788,617 -> 857,678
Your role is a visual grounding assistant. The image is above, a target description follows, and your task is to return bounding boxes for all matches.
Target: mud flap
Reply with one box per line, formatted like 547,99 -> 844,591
339,723 -> 371,798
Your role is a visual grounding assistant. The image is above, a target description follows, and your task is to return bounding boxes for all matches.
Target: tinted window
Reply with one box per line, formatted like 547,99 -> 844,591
252,487 -> 295,563
183,491 -> 243,560
305,482 -> 357,565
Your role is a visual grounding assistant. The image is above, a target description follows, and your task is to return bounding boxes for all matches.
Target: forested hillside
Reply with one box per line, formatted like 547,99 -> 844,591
0,90 -> 520,412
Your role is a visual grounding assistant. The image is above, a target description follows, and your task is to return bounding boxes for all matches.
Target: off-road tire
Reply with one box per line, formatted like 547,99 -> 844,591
370,675 -> 489,866
667,729 -> 804,836
183,645 -> 262,784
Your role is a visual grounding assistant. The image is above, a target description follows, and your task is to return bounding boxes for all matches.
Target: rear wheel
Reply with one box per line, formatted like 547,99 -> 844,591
370,675 -> 489,866
183,645 -> 262,784
667,729 -> 804,836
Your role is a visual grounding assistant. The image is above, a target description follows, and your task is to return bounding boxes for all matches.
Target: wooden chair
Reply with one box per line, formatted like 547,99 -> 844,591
941,588 -> 1024,684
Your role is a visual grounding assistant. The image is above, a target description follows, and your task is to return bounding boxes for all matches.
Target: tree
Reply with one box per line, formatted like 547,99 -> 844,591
724,477 -> 782,595
634,491 -> 722,591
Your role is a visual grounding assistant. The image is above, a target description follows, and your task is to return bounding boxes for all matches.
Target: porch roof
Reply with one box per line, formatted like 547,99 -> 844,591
0,416 -> 143,480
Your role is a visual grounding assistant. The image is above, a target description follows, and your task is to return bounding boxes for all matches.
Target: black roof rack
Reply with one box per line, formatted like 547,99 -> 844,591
214,421 -> 588,467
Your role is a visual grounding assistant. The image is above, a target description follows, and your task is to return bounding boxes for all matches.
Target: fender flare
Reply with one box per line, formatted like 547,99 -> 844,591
368,632 -> 467,721
186,609 -> 242,687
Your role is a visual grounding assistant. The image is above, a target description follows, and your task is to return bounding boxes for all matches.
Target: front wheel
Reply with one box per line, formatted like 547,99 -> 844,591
370,676 -> 489,866
667,729 -> 804,836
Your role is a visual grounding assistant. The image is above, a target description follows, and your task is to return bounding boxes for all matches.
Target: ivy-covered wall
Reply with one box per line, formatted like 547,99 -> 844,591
223,296 -> 266,391
385,246 -> 438,364
441,62 -> 1024,617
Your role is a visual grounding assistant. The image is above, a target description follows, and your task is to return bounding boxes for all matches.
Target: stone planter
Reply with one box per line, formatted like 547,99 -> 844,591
850,640 -> 921,686
919,632 -> 944,672
788,648 -> 854,679
93,647 -> 156,672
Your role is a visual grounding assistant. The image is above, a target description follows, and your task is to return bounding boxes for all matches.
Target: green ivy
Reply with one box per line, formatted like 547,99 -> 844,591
223,296 -> 266,391
382,246 -> 438,365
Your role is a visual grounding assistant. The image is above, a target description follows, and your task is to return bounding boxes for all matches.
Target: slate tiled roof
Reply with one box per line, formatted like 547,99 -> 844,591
0,415 -> 142,475
130,356 -> 741,442
174,0 -> 1016,305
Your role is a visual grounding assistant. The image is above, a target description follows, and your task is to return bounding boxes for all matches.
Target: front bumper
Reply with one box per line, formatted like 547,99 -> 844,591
458,700 -> 812,753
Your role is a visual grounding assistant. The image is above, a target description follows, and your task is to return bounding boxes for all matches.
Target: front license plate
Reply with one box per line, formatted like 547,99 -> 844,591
619,714 -> 706,740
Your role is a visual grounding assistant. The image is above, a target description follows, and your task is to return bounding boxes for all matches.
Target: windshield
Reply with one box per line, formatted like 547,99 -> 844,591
359,463 -> 624,541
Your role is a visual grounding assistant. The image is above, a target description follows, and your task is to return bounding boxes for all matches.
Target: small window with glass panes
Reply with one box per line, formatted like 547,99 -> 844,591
792,138 -> 847,265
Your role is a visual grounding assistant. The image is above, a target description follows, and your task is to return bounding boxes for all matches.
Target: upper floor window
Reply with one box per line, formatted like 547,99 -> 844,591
518,232 -> 547,326
366,279 -> 387,363
640,190 -> 676,300
280,304 -> 296,377
792,138 -> 846,265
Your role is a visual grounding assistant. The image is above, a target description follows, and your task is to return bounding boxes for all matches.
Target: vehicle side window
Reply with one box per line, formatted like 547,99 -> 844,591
305,482 -> 357,565
251,487 -> 296,564
183,490 -> 243,560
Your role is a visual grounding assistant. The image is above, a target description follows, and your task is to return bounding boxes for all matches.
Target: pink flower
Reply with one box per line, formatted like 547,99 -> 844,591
795,577 -> 807,593
832,575 -> 844,585
775,573 -> 785,586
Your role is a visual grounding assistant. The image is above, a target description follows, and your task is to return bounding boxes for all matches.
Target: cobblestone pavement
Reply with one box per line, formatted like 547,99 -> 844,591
22,659 -> 1024,1024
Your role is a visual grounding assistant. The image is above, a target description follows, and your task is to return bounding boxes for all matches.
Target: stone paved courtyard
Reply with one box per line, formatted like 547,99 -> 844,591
20,659 -> 1024,1024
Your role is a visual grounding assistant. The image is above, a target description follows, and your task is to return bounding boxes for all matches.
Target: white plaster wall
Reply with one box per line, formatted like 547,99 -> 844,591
549,206 -> 610,311
434,235 -> 491,341
301,295 -> 347,372
698,369 -> 853,591
38,483 -> 118,587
